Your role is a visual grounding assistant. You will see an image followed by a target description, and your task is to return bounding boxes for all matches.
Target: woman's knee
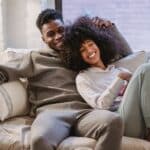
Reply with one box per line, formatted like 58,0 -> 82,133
96,110 -> 122,124
95,110 -> 124,141
95,110 -> 124,133
108,114 -> 124,133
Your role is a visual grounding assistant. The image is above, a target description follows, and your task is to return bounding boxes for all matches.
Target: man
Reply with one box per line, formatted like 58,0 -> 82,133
0,9 -> 124,150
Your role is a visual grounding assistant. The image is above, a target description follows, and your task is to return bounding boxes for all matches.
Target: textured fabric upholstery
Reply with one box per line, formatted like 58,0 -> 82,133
57,136 -> 150,150
0,116 -> 150,150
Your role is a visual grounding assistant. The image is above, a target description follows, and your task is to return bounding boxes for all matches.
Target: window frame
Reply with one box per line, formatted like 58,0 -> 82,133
55,0 -> 62,13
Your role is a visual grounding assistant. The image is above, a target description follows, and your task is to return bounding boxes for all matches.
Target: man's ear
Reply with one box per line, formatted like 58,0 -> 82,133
41,36 -> 45,42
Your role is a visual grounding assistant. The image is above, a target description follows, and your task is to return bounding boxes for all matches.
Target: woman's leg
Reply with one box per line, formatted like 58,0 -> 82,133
119,63 -> 150,138
75,109 -> 123,150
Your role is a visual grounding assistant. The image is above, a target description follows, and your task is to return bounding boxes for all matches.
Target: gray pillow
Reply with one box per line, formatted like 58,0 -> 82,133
113,51 -> 146,73
0,81 -> 29,121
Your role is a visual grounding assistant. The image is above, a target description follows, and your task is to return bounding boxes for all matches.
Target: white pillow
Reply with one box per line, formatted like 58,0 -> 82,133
113,51 -> 146,73
0,81 -> 29,121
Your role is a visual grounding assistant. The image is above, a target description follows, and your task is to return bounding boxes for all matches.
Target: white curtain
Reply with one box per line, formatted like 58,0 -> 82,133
0,0 -> 5,49
0,0 -> 55,50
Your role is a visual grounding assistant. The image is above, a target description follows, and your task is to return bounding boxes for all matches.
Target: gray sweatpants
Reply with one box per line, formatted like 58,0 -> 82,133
31,109 -> 123,150
119,63 -> 150,138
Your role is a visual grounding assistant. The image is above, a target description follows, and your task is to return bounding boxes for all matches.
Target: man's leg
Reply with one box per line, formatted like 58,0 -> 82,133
74,109 -> 123,150
119,63 -> 150,138
31,110 -> 77,150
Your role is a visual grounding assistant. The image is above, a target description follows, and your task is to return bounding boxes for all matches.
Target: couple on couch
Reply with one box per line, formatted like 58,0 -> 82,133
0,8 -> 150,150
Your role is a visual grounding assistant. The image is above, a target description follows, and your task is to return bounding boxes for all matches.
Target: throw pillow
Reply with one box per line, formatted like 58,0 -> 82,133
113,51 -> 146,73
0,80 -> 29,121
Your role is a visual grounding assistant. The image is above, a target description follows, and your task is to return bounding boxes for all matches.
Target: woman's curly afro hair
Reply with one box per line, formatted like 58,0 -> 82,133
62,16 -> 122,71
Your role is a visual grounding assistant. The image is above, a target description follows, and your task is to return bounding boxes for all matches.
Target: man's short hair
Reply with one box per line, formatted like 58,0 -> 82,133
36,8 -> 63,32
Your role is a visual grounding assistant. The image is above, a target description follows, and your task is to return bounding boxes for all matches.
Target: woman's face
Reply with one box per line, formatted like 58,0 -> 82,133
80,39 -> 101,67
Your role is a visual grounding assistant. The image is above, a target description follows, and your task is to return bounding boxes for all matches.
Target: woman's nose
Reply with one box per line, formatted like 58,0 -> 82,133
86,47 -> 93,53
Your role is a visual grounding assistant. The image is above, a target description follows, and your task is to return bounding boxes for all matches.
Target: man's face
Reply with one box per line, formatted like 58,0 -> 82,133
41,19 -> 65,52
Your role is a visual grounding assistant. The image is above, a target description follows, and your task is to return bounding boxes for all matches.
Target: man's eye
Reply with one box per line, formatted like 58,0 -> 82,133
58,27 -> 64,34
47,31 -> 55,37
80,48 -> 85,53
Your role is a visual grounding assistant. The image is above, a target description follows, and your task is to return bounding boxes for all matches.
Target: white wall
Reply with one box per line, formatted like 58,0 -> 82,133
6,0 -> 27,48
41,0 -> 55,10
0,0 -> 55,49
26,0 -> 42,48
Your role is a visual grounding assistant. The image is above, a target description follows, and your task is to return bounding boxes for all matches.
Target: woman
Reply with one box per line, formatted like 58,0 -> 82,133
62,20 -> 150,140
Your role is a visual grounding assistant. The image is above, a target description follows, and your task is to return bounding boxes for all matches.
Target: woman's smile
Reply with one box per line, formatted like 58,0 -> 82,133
88,52 -> 96,58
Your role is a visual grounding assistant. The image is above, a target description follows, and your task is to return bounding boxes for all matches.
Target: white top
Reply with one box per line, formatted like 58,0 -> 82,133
76,65 -> 129,110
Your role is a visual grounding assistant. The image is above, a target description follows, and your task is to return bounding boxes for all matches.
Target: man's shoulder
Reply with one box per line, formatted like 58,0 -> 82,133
38,48 -> 58,56
31,49 -> 60,60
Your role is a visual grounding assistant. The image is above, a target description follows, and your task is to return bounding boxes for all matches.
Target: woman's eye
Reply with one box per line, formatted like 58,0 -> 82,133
88,42 -> 94,47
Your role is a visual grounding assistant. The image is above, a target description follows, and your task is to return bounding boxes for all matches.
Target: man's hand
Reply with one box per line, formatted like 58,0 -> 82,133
0,69 -> 9,84
91,16 -> 114,28
118,72 -> 132,82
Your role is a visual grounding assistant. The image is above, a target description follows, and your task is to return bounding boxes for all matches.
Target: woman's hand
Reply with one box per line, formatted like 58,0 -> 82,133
118,71 -> 132,82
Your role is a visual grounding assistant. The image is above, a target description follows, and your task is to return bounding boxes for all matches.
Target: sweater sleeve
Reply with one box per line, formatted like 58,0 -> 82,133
0,51 -> 48,83
76,74 -> 102,108
76,73 -> 125,109
96,77 -> 124,109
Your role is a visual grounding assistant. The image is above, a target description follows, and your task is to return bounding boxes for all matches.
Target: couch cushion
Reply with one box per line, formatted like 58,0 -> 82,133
113,51 -> 146,73
121,136 -> 150,150
0,81 -> 29,121
0,116 -> 33,150
1,117 -> 150,150
57,137 -> 96,150
57,136 -> 150,150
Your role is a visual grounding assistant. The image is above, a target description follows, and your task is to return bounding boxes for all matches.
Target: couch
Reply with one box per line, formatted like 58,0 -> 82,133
0,49 -> 150,150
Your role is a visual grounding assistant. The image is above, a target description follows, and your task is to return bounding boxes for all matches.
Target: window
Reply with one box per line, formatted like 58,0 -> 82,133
55,0 -> 62,12
62,0 -> 150,51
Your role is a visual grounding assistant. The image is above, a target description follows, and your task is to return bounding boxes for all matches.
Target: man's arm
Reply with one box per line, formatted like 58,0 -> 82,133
0,69 -> 9,84
0,51 -> 40,84
91,16 -> 114,28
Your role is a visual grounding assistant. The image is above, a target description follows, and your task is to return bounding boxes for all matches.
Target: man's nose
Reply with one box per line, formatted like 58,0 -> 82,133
55,33 -> 62,40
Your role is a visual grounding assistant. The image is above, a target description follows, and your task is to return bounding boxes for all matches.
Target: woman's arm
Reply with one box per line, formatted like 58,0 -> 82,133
76,72 -> 129,109
96,77 -> 125,109
76,74 -> 103,108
